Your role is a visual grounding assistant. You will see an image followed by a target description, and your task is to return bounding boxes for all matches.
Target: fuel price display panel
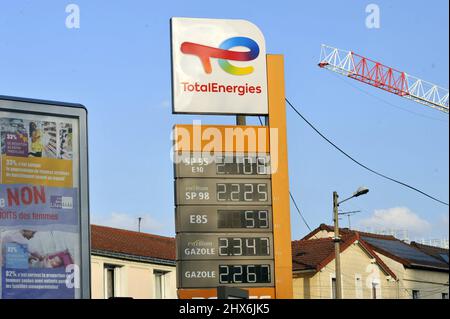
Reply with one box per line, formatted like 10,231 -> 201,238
175,178 -> 272,205
175,152 -> 271,178
176,206 -> 273,232
178,260 -> 275,288
177,233 -> 274,260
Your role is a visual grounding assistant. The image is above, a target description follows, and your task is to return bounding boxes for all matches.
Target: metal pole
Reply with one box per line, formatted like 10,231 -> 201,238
333,191 -> 342,299
138,217 -> 142,232
236,115 -> 246,126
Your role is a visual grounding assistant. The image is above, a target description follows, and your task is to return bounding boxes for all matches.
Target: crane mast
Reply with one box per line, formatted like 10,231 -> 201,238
318,44 -> 449,114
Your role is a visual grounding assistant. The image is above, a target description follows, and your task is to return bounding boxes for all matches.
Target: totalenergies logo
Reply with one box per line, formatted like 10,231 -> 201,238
180,37 -> 259,75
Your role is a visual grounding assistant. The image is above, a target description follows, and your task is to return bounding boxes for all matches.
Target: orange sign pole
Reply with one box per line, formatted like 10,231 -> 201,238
267,54 -> 293,299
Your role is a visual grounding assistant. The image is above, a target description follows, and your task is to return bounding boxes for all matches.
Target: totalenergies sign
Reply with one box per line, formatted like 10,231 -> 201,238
171,17 -> 268,115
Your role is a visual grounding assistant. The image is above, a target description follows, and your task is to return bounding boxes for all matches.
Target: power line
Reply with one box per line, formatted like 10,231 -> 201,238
290,192 -> 312,232
285,97 -> 449,206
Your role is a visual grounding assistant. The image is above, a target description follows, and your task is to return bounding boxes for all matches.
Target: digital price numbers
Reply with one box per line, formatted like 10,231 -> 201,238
218,209 -> 269,229
216,183 -> 269,202
219,237 -> 270,256
219,264 -> 271,284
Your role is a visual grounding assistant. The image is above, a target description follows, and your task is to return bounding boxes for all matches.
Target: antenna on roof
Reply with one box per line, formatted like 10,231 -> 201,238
138,217 -> 142,232
338,210 -> 362,230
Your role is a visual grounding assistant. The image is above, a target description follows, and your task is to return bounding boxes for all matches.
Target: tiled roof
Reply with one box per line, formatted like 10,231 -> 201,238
291,233 -> 397,279
91,224 -> 175,262
292,238 -> 338,272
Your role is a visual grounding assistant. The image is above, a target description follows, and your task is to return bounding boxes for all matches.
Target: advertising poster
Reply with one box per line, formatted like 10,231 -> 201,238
0,112 -> 81,299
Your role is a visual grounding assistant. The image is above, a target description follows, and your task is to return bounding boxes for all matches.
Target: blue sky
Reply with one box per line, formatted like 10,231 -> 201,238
0,1 -> 448,241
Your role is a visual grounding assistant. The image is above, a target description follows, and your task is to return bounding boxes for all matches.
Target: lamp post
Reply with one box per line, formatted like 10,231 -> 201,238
333,187 -> 369,299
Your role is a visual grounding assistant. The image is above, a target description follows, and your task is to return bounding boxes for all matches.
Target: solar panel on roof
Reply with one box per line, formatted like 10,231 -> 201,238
362,236 -> 447,268
440,254 -> 449,263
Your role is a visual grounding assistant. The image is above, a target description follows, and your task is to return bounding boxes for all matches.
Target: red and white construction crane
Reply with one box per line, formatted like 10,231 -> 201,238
318,44 -> 449,114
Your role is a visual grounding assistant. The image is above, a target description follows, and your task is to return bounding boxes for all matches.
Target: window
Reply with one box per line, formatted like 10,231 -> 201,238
442,293 -> 449,299
154,270 -> 168,299
412,290 -> 420,299
331,278 -> 337,299
355,275 -> 363,299
104,264 -> 120,299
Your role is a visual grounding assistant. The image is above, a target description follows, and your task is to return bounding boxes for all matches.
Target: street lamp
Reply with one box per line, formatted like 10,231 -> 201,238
354,186 -> 369,197
333,186 -> 369,299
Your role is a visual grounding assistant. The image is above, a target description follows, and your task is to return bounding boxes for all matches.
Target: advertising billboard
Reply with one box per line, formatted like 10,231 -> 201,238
171,17 -> 268,115
0,96 -> 89,299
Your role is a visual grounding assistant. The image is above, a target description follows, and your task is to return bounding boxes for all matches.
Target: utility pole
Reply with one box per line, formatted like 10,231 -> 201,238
332,187 -> 369,300
236,115 -> 246,125
333,191 -> 342,299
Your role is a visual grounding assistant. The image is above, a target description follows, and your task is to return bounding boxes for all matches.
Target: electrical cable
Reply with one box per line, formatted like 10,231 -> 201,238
285,97 -> 449,206
289,192 -> 312,232
257,116 -> 314,231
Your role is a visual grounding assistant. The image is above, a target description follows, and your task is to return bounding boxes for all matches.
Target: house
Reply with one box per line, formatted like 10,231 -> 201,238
296,224 -> 449,299
292,232 -> 398,299
90,224 -> 177,299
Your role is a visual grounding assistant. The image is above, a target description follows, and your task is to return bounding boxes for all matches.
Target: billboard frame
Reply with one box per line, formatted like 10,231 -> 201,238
0,95 -> 90,299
